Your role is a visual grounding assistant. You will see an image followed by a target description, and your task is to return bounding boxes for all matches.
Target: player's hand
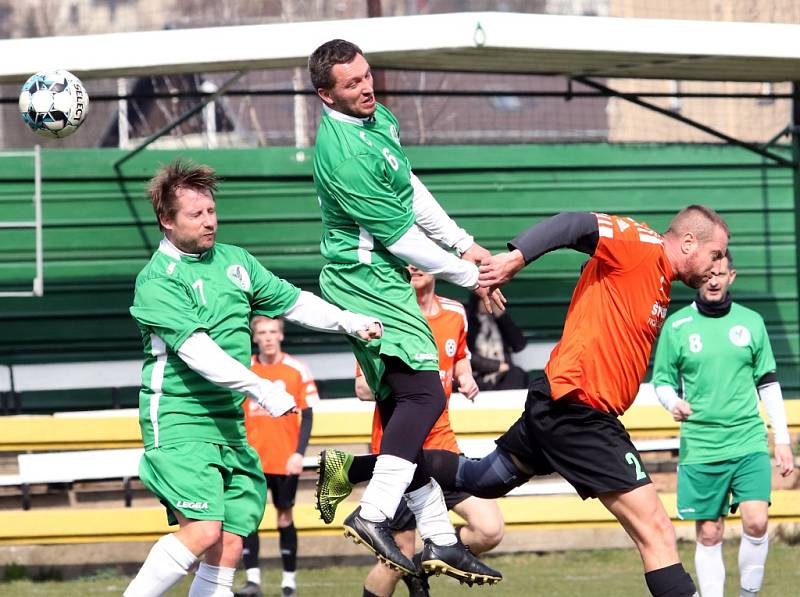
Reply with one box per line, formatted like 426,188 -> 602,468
473,286 -> 507,313
356,321 -> 383,341
460,242 -> 491,265
457,372 -> 479,401
670,399 -> 692,422
774,443 -> 795,477
254,379 -> 297,417
286,452 -> 304,475
479,250 -> 526,291
343,312 -> 383,341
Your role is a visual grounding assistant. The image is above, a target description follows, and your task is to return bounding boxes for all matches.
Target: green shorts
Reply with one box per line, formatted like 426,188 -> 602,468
320,261 -> 438,401
139,441 -> 267,537
677,451 -> 771,520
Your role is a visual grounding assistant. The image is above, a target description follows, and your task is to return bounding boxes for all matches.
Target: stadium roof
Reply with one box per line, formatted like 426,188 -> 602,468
2,11 -> 800,84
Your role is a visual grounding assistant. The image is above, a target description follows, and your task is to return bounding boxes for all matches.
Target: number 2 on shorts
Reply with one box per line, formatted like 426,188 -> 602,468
625,452 -> 646,480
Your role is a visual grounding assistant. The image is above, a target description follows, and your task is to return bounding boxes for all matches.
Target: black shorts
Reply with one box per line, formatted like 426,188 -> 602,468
389,489 -> 472,532
264,473 -> 299,510
495,376 -> 651,500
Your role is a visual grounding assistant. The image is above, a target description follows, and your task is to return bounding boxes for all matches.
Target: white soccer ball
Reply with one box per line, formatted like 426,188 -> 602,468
18,69 -> 89,139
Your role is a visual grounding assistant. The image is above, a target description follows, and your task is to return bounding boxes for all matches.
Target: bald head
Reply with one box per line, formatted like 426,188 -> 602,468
663,205 -> 729,289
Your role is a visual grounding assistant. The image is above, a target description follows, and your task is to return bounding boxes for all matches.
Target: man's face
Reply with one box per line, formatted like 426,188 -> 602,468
698,256 -> 736,302
680,225 -> 728,289
252,319 -> 283,358
407,265 -> 435,293
160,187 -> 217,254
317,53 -> 376,118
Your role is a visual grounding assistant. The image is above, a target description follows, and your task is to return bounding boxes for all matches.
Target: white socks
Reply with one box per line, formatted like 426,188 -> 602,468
188,562 -> 235,597
694,541 -> 725,597
739,532 -> 768,596
245,567 -> 261,585
404,479 -> 456,546
124,534 -> 198,597
360,454 -> 416,521
282,570 -> 297,589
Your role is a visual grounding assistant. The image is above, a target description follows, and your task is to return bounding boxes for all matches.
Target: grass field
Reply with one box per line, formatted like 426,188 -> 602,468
1,541 -> 798,596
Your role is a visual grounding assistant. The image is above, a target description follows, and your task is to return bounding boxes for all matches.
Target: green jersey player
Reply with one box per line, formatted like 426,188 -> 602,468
652,251 -> 794,597
124,160 -> 382,597
309,39 -> 502,587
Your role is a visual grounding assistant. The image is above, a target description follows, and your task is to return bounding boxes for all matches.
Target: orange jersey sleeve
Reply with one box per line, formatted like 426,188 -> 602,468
545,214 -> 673,416
244,353 -> 313,474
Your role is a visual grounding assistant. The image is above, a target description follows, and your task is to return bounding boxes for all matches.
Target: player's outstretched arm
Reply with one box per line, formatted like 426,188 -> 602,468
386,225 -> 504,312
479,212 -> 600,289
177,332 -> 296,417
283,290 -> 382,340
410,172 -> 475,256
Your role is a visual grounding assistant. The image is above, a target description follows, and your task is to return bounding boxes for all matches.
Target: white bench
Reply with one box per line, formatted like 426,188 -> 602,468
0,448 -> 144,509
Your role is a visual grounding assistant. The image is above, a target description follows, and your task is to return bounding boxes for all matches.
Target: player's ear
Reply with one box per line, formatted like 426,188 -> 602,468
681,231 -> 697,255
159,213 -> 175,232
317,87 -> 334,106
728,268 -> 737,285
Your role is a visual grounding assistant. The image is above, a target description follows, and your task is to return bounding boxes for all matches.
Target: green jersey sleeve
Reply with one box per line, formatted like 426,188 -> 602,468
751,316 -> 777,383
247,252 -> 302,318
328,155 -> 415,247
130,276 -> 207,352
651,321 -> 680,390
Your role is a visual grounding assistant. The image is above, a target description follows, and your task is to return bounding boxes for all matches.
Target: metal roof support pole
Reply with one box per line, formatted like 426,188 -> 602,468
574,76 -> 796,169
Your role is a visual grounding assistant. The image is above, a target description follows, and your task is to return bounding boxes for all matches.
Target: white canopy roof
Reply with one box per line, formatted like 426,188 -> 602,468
2,11 -> 800,84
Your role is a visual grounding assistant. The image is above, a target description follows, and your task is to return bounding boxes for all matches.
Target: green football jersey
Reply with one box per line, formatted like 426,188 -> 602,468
130,239 -> 300,449
313,102 -> 415,267
311,103 -> 440,394
651,302 -> 776,464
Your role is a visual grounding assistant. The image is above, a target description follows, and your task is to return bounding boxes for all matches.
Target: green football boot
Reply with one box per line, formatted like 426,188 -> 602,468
315,448 -> 354,524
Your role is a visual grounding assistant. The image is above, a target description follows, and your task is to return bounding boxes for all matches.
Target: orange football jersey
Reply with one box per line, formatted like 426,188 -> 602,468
546,213 -> 673,415
243,353 -> 319,474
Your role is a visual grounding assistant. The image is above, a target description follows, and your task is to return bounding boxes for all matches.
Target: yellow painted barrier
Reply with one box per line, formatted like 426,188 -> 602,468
0,401 -> 798,451
1,491 -> 798,546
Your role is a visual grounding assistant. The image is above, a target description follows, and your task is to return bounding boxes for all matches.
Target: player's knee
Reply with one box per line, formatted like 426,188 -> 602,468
473,515 -> 505,550
185,520 -> 224,553
221,532 -> 243,561
742,514 -> 768,538
276,508 -> 293,527
649,508 -> 677,546
696,519 -> 723,546
457,449 -> 528,499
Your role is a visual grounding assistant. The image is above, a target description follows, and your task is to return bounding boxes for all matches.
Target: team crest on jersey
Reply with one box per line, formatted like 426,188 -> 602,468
226,265 -> 251,291
445,338 -> 457,357
729,325 -> 751,347
389,124 -> 400,143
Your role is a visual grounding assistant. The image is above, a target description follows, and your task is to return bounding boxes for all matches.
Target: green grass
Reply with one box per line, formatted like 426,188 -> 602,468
1,541 -> 798,596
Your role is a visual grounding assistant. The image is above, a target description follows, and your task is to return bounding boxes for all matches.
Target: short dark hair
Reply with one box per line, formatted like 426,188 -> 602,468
724,248 -> 734,269
308,39 -> 363,90
665,204 -> 730,242
147,159 -> 218,231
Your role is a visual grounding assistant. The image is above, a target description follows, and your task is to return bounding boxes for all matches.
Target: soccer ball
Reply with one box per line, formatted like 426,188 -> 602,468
18,69 -> 89,139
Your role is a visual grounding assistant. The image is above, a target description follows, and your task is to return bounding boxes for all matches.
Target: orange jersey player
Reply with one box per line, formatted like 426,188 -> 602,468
239,316 -> 319,597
